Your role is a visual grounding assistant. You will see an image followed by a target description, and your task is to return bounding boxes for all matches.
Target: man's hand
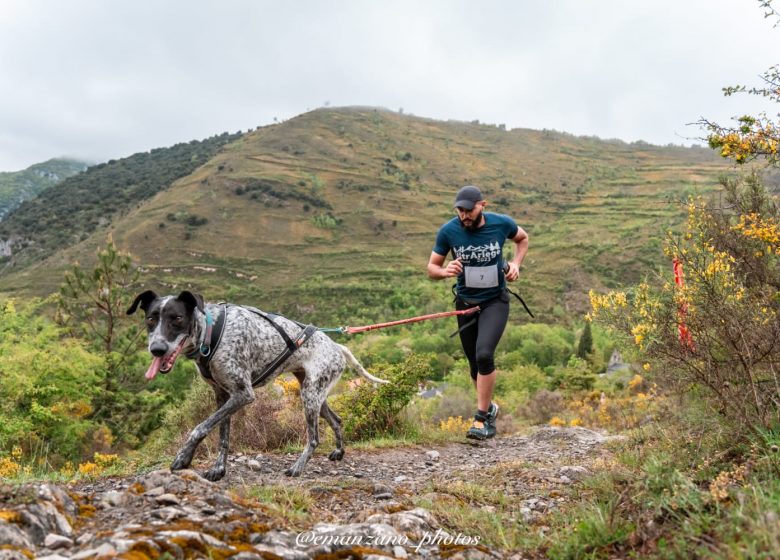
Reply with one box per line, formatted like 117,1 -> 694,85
505,262 -> 520,282
428,252 -> 463,280
443,258 -> 463,278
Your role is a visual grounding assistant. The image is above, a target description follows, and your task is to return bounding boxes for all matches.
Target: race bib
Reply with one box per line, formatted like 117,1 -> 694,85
464,265 -> 499,288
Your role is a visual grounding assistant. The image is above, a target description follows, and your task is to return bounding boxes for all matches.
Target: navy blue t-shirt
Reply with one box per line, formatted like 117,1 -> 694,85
433,212 -> 520,303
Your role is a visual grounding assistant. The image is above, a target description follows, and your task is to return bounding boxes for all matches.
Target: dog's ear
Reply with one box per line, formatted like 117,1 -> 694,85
127,290 -> 159,315
177,290 -> 205,313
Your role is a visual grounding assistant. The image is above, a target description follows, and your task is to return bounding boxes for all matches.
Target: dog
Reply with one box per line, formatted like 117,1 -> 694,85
127,290 -> 387,481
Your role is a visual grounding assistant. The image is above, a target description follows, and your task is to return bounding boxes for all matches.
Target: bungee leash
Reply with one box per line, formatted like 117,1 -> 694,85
318,306 -> 481,335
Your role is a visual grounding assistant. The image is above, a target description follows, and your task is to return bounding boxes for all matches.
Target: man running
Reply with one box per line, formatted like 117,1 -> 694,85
427,185 -> 529,440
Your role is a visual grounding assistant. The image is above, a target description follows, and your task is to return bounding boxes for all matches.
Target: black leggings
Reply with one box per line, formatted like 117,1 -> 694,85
456,291 -> 509,380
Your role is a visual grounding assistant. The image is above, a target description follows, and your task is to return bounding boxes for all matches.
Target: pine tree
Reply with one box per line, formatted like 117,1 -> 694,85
577,321 -> 593,359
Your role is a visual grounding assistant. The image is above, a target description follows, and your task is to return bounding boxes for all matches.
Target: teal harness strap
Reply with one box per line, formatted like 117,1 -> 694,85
190,305 -> 228,382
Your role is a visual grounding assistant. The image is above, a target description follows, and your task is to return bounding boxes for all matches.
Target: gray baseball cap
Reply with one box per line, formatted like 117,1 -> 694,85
454,185 -> 484,210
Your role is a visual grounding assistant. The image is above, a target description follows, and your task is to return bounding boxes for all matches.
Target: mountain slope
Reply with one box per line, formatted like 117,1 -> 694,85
0,158 -> 88,220
0,132 -> 243,265
0,108 -> 736,322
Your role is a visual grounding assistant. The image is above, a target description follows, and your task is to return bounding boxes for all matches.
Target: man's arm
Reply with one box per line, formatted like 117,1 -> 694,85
505,226 -> 529,282
427,251 -> 462,280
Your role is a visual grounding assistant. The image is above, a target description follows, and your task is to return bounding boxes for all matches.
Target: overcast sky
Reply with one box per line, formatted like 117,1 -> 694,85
0,0 -> 777,171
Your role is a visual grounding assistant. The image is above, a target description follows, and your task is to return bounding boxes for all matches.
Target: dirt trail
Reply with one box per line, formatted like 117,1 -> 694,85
0,427 -> 618,559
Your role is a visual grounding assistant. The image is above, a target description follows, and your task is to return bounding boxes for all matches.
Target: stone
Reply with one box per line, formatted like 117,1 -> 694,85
374,492 -> 394,500
16,508 -> 49,544
366,508 -> 440,541
43,533 -> 73,549
71,542 -> 117,560
212,493 -> 235,507
559,465 -> 589,481
247,459 -> 263,471
0,520 -> 33,550
393,545 -> 408,558
425,450 -> 440,461
155,493 -> 181,505
156,529 -> 231,550
110,538 -> 136,554
381,500 -> 402,511
75,532 -> 94,546
0,551 -> 34,560
251,542 -> 311,560
152,506 -> 185,521
143,486 -> 165,497
37,485 -> 78,517
372,483 -> 393,496
102,490 -> 127,507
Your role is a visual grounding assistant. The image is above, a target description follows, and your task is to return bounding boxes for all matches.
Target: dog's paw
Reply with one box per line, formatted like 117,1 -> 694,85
202,467 -> 226,482
284,466 -> 302,477
328,449 -> 344,461
170,455 -> 192,472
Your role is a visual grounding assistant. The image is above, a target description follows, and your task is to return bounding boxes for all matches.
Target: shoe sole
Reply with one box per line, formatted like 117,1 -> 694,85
466,429 -> 496,440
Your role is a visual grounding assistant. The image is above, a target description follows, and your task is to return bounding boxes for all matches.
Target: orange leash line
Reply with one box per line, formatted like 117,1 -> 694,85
344,306 -> 480,335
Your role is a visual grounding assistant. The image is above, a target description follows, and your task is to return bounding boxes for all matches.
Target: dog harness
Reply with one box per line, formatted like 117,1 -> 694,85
192,304 -> 318,387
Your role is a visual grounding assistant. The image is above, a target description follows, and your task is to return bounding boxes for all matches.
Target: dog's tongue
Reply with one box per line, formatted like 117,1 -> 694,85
145,357 -> 163,380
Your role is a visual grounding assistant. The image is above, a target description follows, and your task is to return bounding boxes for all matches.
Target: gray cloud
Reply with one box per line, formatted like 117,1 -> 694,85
0,0 -> 777,170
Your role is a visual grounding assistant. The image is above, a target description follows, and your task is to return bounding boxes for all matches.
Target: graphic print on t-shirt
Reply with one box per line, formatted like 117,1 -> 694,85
452,241 -> 501,263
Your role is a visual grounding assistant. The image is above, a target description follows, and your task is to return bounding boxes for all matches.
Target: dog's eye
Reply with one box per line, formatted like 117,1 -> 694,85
173,316 -> 184,326
146,317 -> 157,328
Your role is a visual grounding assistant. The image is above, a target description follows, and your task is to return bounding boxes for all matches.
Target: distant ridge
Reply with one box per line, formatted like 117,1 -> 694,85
0,158 -> 88,221
0,132 -> 243,265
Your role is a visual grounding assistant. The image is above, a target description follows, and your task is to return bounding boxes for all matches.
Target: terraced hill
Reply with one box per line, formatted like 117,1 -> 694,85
0,107 -> 736,324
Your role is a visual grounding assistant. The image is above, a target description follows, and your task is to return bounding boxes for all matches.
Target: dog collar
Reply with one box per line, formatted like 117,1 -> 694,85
201,310 -> 214,356
186,309 -> 214,359
192,305 -> 227,373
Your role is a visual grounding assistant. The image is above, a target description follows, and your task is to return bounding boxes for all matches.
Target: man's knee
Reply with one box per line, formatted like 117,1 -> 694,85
476,351 -> 495,375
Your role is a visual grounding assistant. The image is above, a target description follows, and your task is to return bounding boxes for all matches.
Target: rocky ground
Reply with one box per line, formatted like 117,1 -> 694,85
0,427 -> 619,559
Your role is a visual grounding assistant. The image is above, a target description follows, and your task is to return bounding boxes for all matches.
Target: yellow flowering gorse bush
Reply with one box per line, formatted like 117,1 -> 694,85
590,175 -> 780,434
439,416 -> 471,434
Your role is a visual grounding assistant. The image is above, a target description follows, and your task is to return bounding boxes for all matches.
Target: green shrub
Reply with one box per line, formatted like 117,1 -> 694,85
0,300 -> 105,463
333,353 -> 429,440
549,356 -> 597,392
496,363 -> 548,397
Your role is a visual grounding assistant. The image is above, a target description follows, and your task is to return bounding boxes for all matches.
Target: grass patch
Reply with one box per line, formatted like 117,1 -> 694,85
413,480 -> 538,551
537,398 -> 780,558
239,484 -> 315,527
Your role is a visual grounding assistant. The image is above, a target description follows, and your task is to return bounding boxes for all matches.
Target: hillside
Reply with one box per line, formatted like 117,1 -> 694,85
0,132 -> 243,265
0,158 -> 88,221
0,107 -> 737,322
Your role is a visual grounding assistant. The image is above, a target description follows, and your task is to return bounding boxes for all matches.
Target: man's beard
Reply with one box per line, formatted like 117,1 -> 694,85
459,209 -> 483,231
